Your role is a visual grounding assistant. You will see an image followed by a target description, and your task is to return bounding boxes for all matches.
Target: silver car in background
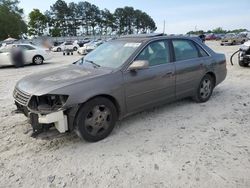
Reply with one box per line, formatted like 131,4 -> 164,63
13,34 -> 227,142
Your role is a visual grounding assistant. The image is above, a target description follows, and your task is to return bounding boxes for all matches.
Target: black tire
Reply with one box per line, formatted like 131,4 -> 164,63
75,97 -> 118,142
73,47 -> 78,51
57,47 -> 61,52
239,61 -> 249,67
193,74 -> 215,103
33,55 -> 44,65
241,40 -> 246,44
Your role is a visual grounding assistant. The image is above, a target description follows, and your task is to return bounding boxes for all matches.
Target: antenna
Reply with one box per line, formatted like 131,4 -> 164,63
163,20 -> 166,34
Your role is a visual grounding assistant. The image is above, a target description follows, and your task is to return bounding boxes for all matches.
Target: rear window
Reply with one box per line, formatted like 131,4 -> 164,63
172,40 -> 199,61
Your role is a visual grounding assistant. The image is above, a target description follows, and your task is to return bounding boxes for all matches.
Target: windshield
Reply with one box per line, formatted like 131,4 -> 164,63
82,41 -> 141,68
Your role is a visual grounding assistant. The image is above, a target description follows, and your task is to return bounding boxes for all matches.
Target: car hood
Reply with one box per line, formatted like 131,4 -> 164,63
16,64 -> 113,95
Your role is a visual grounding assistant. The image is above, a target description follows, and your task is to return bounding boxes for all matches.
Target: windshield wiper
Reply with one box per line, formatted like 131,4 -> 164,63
85,59 -> 101,67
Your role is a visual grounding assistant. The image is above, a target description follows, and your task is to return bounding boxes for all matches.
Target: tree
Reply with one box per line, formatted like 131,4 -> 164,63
28,9 -> 47,36
0,0 -> 27,40
50,0 -> 70,36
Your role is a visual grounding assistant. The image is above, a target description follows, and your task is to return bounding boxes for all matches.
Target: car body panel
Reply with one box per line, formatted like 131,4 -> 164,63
0,51 -> 12,66
123,63 -> 175,113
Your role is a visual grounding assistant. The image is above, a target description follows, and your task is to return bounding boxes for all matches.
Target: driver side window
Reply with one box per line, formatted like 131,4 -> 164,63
136,40 -> 170,66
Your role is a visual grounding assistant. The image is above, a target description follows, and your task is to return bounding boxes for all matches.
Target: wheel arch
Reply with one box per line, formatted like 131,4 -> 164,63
32,55 -> 44,63
206,71 -> 216,85
69,94 -> 121,131
84,94 -> 121,117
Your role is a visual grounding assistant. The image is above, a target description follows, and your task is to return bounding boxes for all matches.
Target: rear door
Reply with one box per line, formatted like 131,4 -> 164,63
123,40 -> 175,113
171,39 -> 211,98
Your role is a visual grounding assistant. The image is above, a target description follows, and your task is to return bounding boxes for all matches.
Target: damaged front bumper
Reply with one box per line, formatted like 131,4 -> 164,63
37,110 -> 68,133
15,101 -> 69,136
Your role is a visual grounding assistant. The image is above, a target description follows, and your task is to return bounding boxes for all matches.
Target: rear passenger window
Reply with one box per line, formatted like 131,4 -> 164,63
172,40 -> 199,61
136,40 -> 170,66
195,44 -> 209,57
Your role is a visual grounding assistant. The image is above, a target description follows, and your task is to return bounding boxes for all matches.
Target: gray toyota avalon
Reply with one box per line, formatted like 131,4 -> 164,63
13,34 -> 227,142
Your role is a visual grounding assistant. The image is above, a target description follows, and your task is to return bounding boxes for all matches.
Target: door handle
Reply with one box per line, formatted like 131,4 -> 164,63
162,72 -> 173,78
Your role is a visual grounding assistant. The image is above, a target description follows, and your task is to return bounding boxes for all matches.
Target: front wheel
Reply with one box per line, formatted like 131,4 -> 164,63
193,74 -> 214,103
75,97 -> 118,142
73,47 -> 78,51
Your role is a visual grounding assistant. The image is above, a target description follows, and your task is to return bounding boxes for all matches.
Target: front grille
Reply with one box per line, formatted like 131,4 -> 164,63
13,87 -> 31,106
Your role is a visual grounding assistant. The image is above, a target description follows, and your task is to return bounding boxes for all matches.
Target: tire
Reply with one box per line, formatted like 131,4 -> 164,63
57,48 -> 61,52
193,74 -> 215,103
33,55 -> 44,65
239,61 -> 249,67
241,40 -> 245,44
75,97 -> 118,142
73,47 -> 78,51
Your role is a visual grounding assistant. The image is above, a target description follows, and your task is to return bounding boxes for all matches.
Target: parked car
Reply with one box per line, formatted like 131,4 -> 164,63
221,33 -> 248,45
13,34 -> 227,142
77,40 -> 90,47
77,41 -> 103,55
0,44 -> 51,67
205,34 -> 217,40
51,41 -> 79,52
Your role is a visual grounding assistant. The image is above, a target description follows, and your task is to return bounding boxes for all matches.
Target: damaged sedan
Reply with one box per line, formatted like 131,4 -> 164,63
13,34 -> 227,142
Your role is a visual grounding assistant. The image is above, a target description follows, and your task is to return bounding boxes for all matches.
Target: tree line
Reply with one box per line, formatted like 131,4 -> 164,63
0,0 -> 157,40
28,0 -> 157,37
187,27 -> 248,35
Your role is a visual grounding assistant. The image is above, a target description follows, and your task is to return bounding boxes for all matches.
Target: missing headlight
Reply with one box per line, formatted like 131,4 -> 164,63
28,95 -> 68,114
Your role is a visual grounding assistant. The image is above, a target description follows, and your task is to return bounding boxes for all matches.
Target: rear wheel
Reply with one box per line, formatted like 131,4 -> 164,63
33,55 -> 44,65
193,74 -> 214,103
75,97 -> 117,142
73,47 -> 78,51
57,47 -> 61,52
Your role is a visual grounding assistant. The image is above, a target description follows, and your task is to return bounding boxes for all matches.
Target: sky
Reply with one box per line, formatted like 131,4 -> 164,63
19,0 -> 250,34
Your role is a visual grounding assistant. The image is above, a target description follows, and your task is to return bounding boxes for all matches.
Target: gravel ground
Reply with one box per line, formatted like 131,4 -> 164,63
0,42 -> 250,188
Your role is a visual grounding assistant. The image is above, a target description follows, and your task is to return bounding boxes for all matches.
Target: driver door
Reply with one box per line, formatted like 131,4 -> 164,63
123,40 -> 176,113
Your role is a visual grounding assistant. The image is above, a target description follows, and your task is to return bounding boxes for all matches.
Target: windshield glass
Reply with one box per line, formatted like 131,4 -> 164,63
81,41 -> 141,68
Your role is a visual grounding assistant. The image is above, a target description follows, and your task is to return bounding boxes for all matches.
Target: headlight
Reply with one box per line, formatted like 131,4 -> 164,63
28,94 -> 69,113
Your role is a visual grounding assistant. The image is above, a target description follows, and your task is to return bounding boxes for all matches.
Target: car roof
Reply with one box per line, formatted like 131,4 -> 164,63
116,34 -> 201,43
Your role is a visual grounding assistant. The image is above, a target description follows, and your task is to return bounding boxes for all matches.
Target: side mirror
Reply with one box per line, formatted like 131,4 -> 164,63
128,60 -> 149,71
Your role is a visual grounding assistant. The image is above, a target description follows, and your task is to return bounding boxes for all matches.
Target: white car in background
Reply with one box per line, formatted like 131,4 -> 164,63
0,44 -> 51,67
77,41 -> 103,55
51,41 -> 79,52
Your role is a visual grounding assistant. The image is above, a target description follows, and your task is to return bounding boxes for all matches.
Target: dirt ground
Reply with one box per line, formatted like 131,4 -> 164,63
0,41 -> 250,188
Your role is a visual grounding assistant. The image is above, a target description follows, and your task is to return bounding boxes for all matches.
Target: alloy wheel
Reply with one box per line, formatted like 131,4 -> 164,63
34,56 -> 43,65
200,78 -> 212,99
